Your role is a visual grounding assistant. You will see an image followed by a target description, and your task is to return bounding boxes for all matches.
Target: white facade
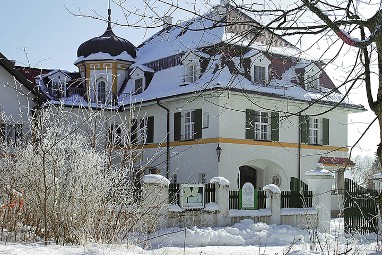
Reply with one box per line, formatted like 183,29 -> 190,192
0,55 -> 37,145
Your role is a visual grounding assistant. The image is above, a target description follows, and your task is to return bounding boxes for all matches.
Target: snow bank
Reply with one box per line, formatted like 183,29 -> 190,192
142,174 -> 170,186
168,204 -> 184,212
229,209 -> 271,217
150,219 -> 310,248
204,202 -> 219,211
209,177 -> 230,187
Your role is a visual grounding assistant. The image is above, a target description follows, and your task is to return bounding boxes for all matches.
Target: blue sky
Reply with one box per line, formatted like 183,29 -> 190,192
1,0 -> 379,156
1,0 -> 193,71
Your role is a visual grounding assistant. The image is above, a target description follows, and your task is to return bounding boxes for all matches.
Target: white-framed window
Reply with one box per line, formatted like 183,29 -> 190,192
304,64 -> 321,91
51,81 -> 66,99
306,74 -> 320,91
0,123 -> 23,146
254,111 -> 270,141
253,65 -> 266,83
184,110 -> 195,140
182,52 -> 201,84
97,80 -> 106,104
135,78 -> 143,95
249,53 -> 270,84
185,62 -> 199,83
309,117 -> 320,145
203,112 -> 209,128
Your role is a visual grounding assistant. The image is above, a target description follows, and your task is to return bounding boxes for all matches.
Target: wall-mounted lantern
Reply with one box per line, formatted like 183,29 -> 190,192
216,143 -> 222,162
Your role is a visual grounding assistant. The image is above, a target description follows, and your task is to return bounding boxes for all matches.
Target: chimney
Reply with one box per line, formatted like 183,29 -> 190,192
163,16 -> 173,29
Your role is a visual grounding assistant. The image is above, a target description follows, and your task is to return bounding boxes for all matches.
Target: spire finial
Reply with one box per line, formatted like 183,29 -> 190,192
107,0 -> 112,30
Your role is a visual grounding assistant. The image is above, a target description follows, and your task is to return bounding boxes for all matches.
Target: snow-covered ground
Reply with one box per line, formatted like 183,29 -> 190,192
0,219 -> 380,255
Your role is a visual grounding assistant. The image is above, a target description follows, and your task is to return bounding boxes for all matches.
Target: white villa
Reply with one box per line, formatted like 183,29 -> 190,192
1,1 -> 363,191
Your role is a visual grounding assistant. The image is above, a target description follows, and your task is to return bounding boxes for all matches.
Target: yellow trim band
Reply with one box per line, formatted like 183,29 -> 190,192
129,137 -> 348,152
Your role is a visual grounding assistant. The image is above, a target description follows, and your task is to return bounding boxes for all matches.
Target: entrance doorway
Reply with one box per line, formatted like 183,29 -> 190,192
239,165 -> 257,189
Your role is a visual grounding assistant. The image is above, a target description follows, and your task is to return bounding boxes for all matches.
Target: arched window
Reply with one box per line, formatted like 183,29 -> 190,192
97,80 -> 106,104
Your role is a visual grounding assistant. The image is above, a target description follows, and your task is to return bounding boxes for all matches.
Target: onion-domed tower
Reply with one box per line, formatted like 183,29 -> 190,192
75,8 -> 136,105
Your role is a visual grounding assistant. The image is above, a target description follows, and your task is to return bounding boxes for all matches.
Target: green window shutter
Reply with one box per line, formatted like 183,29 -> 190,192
130,120 -> 137,145
147,116 -> 154,143
174,112 -> 181,141
271,112 -> 279,141
245,109 -> 256,139
299,115 -> 309,144
194,109 -> 202,139
322,118 -> 329,145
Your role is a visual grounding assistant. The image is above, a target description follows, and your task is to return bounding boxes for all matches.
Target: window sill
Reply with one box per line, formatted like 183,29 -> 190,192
253,139 -> 272,142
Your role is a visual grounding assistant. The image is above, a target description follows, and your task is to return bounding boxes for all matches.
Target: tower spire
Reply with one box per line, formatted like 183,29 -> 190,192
107,0 -> 112,30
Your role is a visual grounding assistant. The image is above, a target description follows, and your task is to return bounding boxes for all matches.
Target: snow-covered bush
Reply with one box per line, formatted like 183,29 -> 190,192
0,105 -> 159,245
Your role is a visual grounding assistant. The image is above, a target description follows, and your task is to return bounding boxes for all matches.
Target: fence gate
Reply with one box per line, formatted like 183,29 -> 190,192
344,178 -> 379,234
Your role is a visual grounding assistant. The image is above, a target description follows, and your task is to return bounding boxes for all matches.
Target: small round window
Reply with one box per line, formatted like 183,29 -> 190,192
272,174 -> 281,186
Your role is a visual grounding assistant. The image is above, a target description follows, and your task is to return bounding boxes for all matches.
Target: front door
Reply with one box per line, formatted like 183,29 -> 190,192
239,165 -> 257,189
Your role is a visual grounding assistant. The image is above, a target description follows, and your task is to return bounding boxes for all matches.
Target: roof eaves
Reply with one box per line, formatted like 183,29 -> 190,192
119,86 -> 366,112
0,52 -> 36,95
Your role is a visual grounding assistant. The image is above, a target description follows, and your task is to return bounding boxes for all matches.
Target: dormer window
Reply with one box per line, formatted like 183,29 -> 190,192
130,65 -> 153,95
135,78 -> 143,95
185,62 -> 198,83
248,52 -> 271,85
304,63 -> 321,91
306,74 -> 320,91
182,52 -> 202,84
51,81 -> 66,99
253,65 -> 266,83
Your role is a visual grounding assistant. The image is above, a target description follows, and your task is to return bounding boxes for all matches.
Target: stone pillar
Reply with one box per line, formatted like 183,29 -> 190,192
263,184 -> 281,224
141,174 -> 170,231
210,177 -> 230,227
306,163 -> 334,232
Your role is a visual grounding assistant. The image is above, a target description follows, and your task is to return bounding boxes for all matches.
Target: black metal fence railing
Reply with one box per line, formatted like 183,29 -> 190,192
228,190 -> 267,210
281,191 -> 313,208
204,183 -> 216,204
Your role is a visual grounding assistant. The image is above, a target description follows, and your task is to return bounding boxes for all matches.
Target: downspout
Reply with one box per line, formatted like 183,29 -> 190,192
156,98 -> 170,179
298,112 -> 301,180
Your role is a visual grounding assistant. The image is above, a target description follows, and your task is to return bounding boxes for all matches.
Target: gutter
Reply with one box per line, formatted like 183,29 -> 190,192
156,98 -> 170,179
298,112 -> 301,180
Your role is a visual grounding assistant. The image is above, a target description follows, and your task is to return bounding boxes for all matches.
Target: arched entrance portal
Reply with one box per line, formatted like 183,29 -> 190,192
239,165 -> 258,189
239,159 -> 288,190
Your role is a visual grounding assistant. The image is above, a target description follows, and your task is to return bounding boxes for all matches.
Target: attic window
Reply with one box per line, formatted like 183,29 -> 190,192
135,78 -> 143,94
304,64 -> 321,91
253,65 -> 266,83
306,74 -> 320,91
51,81 -> 66,99
249,53 -> 270,85
182,52 -> 201,84
184,61 -> 199,83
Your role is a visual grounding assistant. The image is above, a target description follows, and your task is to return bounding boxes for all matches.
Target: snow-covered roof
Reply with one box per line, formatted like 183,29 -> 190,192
31,3 -> 364,112
130,64 -> 155,73
74,51 -> 135,65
